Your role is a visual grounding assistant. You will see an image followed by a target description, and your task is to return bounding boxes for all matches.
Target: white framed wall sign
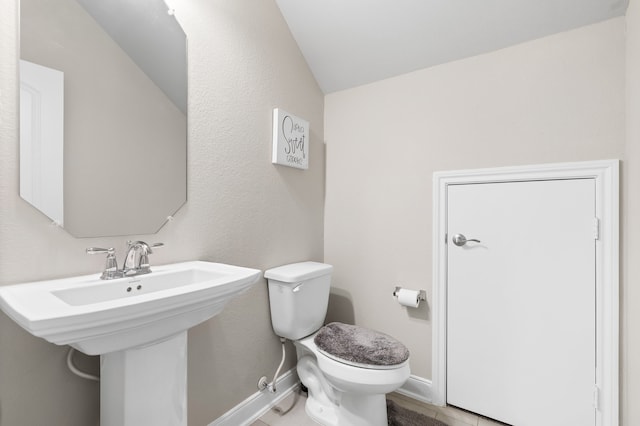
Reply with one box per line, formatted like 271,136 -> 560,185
272,108 -> 309,169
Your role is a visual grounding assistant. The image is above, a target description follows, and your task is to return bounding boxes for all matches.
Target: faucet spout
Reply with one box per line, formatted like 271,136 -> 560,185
122,241 -> 163,276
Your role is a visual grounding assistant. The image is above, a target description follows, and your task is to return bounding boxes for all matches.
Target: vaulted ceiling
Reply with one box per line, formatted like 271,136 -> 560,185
276,0 -> 629,93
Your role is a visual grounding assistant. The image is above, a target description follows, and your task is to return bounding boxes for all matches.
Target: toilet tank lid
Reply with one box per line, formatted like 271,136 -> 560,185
264,261 -> 333,283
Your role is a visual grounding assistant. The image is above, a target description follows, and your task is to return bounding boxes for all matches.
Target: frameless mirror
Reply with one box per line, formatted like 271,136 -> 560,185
20,0 -> 187,237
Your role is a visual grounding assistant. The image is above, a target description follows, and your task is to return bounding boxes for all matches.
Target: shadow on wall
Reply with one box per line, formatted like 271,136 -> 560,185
325,287 -> 430,324
406,298 -> 429,321
326,288 -> 355,324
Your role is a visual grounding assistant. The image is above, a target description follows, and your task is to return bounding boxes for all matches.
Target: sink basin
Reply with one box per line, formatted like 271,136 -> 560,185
0,261 -> 261,355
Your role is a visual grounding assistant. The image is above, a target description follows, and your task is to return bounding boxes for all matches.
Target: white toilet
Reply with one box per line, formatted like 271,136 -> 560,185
265,261 -> 410,426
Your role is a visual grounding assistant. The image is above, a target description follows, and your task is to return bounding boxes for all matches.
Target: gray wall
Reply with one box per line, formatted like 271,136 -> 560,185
0,0 -> 325,425
624,1 -> 640,424
324,13 -> 626,407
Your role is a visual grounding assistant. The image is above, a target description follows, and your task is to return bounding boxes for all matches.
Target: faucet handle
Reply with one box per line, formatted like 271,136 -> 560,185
150,242 -> 164,252
86,247 -> 121,280
86,247 -> 115,255
139,243 -> 164,271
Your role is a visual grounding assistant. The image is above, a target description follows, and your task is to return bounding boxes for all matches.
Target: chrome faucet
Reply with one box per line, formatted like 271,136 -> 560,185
87,241 -> 164,279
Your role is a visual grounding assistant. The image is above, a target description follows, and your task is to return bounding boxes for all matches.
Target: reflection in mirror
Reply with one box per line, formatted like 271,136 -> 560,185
20,0 -> 187,237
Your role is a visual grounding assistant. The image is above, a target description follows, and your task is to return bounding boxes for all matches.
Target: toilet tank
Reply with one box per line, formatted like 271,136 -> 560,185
265,262 -> 333,340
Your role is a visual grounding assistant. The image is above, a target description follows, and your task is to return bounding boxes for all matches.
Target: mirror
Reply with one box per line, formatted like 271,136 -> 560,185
20,0 -> 187,237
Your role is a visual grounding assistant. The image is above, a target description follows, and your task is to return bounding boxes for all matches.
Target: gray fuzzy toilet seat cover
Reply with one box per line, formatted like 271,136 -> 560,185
314,322 -> 409,366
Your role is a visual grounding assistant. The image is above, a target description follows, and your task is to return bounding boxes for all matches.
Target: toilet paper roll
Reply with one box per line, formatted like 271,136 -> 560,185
396,289 -> 421,308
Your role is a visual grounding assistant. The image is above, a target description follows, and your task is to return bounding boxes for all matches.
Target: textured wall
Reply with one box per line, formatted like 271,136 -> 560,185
324,18 -> 625,381
0,0 -> 324,425
625,1 -> 640,425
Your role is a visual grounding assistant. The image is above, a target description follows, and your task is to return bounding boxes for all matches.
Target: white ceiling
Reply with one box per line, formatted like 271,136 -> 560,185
275,0 -> 629,94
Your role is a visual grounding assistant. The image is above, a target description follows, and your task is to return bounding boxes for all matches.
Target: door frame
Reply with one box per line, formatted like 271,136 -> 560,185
431,160 -> 619,426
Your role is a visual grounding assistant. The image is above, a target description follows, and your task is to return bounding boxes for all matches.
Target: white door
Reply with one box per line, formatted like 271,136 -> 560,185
446,179 -> 596,426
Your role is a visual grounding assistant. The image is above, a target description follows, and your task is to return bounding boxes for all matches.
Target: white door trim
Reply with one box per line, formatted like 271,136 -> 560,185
432,160 -> 619,426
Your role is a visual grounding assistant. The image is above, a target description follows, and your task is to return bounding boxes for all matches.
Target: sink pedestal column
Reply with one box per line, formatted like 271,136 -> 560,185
100,331 -> 187,426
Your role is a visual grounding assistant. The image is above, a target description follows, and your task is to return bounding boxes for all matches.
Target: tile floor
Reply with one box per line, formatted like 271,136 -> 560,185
251,388 -> 508,426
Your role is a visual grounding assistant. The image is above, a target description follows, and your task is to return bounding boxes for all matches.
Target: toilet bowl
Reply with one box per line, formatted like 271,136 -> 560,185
265,262 -> 411,426
301,335 -> 410,394
295,333 -> 410,426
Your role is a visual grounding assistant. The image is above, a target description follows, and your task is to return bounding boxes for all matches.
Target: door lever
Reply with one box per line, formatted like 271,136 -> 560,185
452,234 -> 481,247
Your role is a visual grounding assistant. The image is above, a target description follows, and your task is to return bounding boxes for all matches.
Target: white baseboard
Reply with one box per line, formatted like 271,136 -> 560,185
396,374 -> 436,405
208,368 -> 300,426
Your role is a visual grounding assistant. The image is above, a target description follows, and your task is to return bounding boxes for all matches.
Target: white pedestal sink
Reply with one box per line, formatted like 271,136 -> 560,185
0,261 -> 261,426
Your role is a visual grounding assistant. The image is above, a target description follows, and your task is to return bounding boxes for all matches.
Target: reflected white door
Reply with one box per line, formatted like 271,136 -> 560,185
20,59 -> 64,225
446,179 -> 596,426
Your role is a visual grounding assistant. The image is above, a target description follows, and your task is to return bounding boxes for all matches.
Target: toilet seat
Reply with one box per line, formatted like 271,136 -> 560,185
316,347 -> 408,370
313,322 -> 410,368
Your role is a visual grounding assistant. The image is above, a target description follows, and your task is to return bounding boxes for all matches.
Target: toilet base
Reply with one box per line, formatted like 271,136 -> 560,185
305,393 -> 338,426
337,393 -> 388,426
305,390 -> 388,426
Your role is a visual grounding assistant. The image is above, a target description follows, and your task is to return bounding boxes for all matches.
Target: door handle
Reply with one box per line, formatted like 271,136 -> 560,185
452,234 -> 481,247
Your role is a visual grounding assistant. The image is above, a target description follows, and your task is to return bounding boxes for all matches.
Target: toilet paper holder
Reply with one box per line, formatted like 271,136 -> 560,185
392,286 -> 427,301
